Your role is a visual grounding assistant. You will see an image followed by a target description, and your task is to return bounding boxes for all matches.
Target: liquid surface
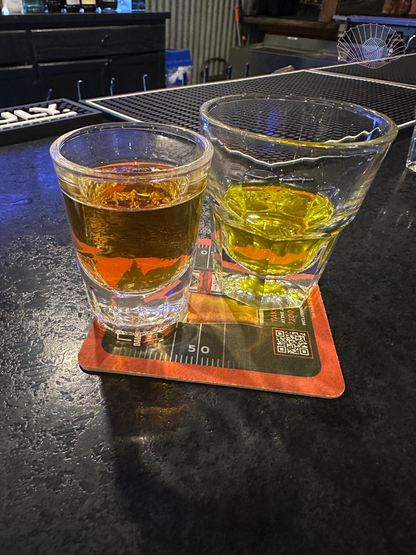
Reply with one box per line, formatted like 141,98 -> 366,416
215,183 -> 337,276
62,162 -> 205,293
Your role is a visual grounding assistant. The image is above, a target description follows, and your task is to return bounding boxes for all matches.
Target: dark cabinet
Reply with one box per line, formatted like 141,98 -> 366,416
0,66 -> 40,107
38,59 -> 110,100
0,31 -> 30,66
31,24 -> 166,61
0,13 -> 169,109
108,52 -> 165,95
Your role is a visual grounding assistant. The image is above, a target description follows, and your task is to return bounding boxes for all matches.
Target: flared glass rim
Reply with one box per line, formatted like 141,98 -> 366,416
200,94 -> 398,150
50,122 -> 214,180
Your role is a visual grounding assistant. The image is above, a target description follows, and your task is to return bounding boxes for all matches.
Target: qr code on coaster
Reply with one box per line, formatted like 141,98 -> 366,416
272,328 -> 313,358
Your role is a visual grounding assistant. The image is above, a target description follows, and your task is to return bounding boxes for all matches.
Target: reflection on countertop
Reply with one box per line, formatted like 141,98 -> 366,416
0,133 -> 416,555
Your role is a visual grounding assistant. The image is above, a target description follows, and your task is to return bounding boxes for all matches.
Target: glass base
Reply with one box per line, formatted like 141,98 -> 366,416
214,259 -> 314,310
218,271 -> 310,310
212,232 -> 328,310
80,265 -> 192,345
406,160 -> 416,173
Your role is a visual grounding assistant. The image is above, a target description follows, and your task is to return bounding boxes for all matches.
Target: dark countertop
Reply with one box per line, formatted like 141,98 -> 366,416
0,131 -> 415,555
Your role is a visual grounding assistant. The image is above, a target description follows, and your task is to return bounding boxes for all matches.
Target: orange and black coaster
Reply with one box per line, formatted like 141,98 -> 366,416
79,240 -> 345,398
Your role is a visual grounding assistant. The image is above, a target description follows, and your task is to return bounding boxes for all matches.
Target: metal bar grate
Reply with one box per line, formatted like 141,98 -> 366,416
315,53 -> 416,88
86,70 -> 416,131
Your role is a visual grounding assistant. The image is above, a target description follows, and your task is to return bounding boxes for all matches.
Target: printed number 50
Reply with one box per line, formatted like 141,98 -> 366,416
188,345 -> 210,354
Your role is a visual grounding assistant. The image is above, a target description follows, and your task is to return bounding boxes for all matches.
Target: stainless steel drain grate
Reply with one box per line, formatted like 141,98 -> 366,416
86,70 -> 416,131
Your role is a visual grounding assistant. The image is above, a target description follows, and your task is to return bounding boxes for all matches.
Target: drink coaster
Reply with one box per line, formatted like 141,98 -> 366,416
79,239 -> 345,398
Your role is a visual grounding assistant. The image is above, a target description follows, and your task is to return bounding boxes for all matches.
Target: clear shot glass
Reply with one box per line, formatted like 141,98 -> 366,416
51,122 -> 213,344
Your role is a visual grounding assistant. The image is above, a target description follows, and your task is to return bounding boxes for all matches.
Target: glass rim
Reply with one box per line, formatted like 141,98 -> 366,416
50,121 -> 214,180
200,93 -> 398,150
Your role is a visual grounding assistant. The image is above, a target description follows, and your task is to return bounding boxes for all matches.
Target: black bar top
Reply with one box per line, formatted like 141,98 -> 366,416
0,128 -> 415,553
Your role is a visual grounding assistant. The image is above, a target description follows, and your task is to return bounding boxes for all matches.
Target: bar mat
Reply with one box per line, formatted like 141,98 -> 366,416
0,99 -> 102,147
79,239 -> 345,398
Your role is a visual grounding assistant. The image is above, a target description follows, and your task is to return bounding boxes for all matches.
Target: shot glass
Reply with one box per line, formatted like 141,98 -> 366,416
201,94 -> 397,309
50,122 -> 213,344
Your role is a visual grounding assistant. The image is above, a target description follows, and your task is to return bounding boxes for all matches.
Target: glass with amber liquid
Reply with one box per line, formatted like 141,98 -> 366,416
201,95 -> 397,309
50,123 -> 213,343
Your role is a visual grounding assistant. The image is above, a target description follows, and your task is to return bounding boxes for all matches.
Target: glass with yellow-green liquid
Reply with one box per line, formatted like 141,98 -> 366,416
201,95 -> 397,309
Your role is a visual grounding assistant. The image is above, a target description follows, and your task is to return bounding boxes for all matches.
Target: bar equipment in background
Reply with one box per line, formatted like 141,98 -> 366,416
22,0 -> 45,11
77,80 -> 84,101
81,0 -> 97,11
65,0 -> 80,11
98,0 -> 117,11
337,24 -> 407,69
383,0 -> 412,14
116,0 -> 130,12
395,0 -> 412,14
165,49 -> 192,87
234,5 -> 242,47
229,35 -> 338,79
131,0 -> 144,9
3,0 -> 23,12
199,58 -> 229,83
46,0 -> 64,11
109,76 -> 115,95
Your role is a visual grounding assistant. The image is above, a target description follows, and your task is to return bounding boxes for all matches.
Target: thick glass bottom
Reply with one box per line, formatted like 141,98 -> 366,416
214,262 -> 312,310
80,264 -> 192,344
